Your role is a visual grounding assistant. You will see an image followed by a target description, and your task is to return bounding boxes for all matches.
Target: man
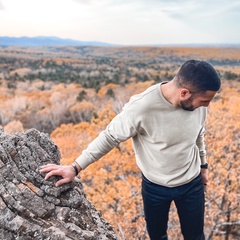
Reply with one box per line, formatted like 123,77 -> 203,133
40,59 -> 221,240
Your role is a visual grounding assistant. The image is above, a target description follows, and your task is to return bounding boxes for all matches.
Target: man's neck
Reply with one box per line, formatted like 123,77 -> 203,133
160,81 -> 179,107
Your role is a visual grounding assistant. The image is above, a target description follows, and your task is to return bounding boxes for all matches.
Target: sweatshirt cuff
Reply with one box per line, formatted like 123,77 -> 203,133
200,156 -> 207,165
75,154 -> 91,170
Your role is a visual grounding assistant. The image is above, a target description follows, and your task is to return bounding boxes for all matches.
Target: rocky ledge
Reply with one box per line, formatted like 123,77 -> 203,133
0,128 -> 118,240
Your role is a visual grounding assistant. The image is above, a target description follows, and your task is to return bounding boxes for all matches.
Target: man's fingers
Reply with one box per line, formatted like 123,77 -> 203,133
39,164 -> 59,173
41,164 -> 56,167
55,178 -> 71,187
44,169 -> 62,180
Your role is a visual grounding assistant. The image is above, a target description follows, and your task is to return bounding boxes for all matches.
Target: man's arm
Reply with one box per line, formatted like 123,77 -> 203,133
40,110 -> 137,186
196,126 -> 208,185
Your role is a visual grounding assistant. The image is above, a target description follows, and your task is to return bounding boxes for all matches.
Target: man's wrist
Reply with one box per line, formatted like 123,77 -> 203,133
71,162 -> 82,176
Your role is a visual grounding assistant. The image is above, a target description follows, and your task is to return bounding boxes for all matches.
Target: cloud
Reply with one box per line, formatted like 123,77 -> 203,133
1,0 -> 239,44
0,1 -> 4,10
211,1 -> 240,16
68,0 -> 240,44
71,0 -> 110,5
155,0 -> 240,22
71,0 -> 92,4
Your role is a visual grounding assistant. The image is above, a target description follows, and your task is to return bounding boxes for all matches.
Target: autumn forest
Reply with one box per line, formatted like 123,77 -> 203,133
0,46 -> 239,239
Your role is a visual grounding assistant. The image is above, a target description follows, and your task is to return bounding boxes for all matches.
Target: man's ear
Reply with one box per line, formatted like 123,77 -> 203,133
180,88 -> 192,99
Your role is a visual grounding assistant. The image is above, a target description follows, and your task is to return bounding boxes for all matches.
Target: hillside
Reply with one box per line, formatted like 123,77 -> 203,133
0,46 -> 239,239
0,45 -> 239,133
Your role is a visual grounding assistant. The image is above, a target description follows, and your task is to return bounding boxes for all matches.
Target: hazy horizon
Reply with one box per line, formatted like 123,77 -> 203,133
1,36 -> 240,47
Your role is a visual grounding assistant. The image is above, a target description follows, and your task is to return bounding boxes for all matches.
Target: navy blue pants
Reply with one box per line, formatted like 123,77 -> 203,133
142,173 -> 205,240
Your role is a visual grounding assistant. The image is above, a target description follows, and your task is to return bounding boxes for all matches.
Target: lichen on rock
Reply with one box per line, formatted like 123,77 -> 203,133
0,128 -> 118,240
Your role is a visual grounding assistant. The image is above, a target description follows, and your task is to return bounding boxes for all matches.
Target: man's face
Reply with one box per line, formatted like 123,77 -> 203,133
179,90 -> 217,111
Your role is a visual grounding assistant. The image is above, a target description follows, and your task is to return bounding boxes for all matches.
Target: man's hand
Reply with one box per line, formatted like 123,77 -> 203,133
201,168 -> 208,187
39,164 -> 80,187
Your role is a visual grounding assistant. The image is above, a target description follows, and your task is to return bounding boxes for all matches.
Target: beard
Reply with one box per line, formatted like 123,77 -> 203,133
179,98 -> 195,111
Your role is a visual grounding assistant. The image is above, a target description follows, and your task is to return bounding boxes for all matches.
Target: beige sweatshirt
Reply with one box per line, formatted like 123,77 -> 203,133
76,83 -> 207,187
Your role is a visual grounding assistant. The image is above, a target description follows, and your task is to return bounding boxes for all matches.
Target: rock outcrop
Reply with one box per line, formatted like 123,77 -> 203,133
0,128 -> 118,240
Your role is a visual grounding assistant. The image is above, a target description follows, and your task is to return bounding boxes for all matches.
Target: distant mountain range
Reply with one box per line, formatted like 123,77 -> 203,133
0,36 -> 114,47
0,36 -> 239,47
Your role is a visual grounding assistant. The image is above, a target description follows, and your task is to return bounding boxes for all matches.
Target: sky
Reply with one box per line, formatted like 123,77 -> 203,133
0,0 -> 240,45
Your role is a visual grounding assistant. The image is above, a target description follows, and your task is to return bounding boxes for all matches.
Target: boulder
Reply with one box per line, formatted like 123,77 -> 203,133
0,128 -> 118,240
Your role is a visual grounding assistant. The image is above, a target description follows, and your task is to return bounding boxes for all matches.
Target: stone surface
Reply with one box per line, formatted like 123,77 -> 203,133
0,127 -> 118,240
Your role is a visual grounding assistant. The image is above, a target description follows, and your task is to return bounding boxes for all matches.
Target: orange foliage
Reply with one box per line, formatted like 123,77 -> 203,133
97,83 -> 119,98
4,120 -> 24,134
69,101 -> 95,123
204,80 -> 240,239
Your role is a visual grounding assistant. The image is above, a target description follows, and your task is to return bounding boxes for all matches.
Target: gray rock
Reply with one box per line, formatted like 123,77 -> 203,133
0,128 -> 118,240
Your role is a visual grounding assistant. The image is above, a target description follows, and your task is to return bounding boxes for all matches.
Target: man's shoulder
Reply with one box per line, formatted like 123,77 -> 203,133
124,83 -> 160,108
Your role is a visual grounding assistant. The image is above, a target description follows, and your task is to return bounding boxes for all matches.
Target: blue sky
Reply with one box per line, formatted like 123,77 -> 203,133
0,0 -> 240,45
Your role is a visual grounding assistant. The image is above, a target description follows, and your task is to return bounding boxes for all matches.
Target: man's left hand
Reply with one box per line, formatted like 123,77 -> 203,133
201,168 -> 208,186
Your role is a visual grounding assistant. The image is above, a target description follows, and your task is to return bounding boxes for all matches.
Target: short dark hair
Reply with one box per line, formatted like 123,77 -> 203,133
175,59 -> 221,93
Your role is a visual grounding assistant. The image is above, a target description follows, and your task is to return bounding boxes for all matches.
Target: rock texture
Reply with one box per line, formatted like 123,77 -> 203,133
0,128 -> 118,240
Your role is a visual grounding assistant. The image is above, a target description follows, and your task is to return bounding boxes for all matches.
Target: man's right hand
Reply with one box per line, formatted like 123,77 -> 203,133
39,163 -> 81,187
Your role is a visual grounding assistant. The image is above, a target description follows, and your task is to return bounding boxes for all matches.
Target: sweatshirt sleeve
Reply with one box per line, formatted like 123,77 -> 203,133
75,110 -> 137,169
196,126 -> 207,165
